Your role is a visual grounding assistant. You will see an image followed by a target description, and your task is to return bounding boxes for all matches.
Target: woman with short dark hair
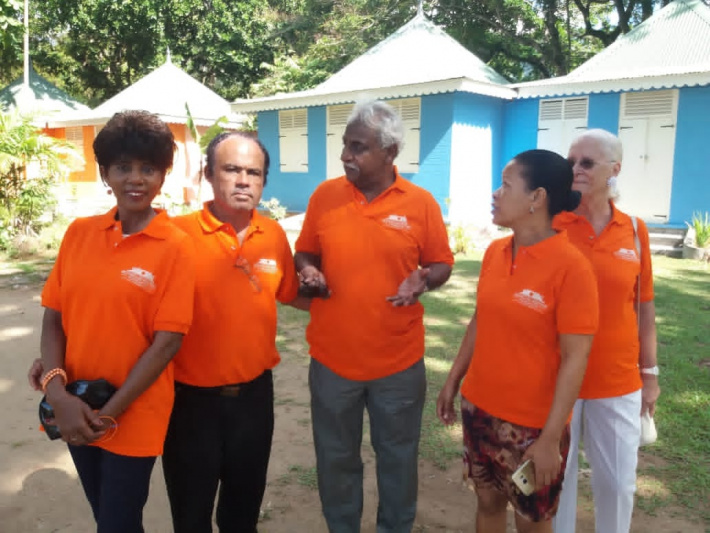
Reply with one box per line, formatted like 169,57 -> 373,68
38,110 -> 195,533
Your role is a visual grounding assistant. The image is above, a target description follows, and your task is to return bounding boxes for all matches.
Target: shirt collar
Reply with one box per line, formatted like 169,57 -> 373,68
95,206 -> 173,240
554,201 -> 625,229
345,165 -> 407,199
197,202 -> 264,235
503,230 -> 569,259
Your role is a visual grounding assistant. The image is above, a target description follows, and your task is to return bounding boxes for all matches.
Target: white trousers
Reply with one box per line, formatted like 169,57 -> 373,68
552,390 -> 642,533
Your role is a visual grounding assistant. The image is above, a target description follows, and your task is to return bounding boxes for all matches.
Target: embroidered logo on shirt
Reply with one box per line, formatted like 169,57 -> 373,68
613,248 -> 639,262
513,289 -> 548,312
254,258 -> 278,274
121,267 -> 156,293
382,214 -> 410,230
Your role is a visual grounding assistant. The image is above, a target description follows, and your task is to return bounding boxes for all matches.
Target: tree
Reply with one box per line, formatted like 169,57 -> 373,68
253,0 -> 415,95
0,0 -> 23,85
29,0 -> 276,105
0,110 -> 79,245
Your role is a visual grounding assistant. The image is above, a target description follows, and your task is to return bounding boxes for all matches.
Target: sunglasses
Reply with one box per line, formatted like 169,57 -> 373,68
234,256 -> 262,293
568,157 -> 616,170
567,157 -> 599,170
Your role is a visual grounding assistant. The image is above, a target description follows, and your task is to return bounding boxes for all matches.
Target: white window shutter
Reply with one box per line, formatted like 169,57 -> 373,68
537,97 -> 588,156
279,109 -> 309,173
65,126 -> 85,171
390,97 -> 420,173
621,90 -> 676,119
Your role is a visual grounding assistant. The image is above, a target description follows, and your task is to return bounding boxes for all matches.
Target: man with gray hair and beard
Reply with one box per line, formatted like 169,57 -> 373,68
295,100 -> 454,533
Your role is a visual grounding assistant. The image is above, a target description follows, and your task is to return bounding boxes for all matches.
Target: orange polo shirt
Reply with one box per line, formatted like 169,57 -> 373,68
41,208 -> 195,457
553,205 -> 654,399
461,232 -> 599,429
171,204 -> 299,386
295,170 -> 454,381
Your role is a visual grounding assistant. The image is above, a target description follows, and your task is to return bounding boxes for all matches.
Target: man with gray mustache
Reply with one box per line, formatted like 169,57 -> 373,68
295,99 -> 454,533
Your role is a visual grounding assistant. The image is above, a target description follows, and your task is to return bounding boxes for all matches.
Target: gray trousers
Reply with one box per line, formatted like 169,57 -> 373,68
309,357 -> 426,533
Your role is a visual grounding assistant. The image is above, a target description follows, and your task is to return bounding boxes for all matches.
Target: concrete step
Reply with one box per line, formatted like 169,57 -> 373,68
650,243 -> 683,258
648,227 -> 685,257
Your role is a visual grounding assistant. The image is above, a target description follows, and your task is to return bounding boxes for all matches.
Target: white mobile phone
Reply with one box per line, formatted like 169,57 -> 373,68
511,459 -> 536,496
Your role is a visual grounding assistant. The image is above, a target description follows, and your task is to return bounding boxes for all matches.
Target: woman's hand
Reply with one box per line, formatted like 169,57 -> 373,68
641,374 -> 661,416
436,380 -> 459,425
48,391 -> 104,445
522,435 -> 562,491
28,358 -> 44,391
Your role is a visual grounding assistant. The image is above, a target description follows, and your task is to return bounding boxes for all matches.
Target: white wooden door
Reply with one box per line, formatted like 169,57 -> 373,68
616,90 -> 677,222
326,104 -> 353,179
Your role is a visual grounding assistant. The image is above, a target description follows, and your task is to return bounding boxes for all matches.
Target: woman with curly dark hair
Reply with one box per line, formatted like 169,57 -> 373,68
38,110 -> 195,533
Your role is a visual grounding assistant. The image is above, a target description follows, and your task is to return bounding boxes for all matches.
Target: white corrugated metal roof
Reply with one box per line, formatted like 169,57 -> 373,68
516,0 -> 710,97
0,65 -> 89,115
317,13 -> 509,92
231,14 -> 513,113
49,57 -> 244,127
92,58 -> 241,124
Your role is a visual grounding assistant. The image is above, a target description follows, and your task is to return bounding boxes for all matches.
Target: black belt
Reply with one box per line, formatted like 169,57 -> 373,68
175,370 -> 270,397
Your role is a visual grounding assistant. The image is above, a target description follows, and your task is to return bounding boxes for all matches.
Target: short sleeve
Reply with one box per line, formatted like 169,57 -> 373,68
276,228 -> 299,304
556,252 -> 599,335
636,219 -> 655,302
420,194 -> 454,267
41,220 -> 79,312
294,189 -> 323,255
153,236 -> 196,334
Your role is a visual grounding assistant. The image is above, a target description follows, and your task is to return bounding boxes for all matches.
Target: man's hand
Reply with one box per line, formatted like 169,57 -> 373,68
386,268 -> 430,307
641,375 -> 660,416
28,358 -> 44,391
298,265 -> 330,298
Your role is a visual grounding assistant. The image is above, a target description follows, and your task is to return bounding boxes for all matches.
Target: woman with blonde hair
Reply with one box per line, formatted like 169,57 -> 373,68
552,129 -> 660,533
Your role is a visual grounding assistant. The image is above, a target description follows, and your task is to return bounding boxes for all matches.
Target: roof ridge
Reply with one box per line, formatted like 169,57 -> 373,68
569,0 -> 710,78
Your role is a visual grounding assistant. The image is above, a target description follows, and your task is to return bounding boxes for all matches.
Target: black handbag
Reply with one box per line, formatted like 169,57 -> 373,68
39,379 -> 117,440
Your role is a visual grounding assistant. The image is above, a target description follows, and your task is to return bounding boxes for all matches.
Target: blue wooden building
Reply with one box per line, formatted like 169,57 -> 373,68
232,0 -> 710,228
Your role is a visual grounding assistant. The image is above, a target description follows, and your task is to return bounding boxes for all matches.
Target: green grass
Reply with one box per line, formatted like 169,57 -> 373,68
275,255 -> 709,521
416,254 -> 710,522
278,464 -> 319,490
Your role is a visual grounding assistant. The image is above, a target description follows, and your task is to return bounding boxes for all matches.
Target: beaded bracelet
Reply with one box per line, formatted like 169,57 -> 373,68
40,368 -> 68,393
94,415 -> 119,443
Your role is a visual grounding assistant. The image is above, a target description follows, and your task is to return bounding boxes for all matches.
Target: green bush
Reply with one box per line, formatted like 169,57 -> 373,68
449,225 -> 473,255
688,211 -> 710,248
260,197 -> 287,220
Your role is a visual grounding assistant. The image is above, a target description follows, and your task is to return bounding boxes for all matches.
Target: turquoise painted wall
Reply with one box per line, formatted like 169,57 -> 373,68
411,93 -> 454,213
454,92 -> 504,165
257,95 -> 456,214
588,93 -> 620,132
500,98 -> 538,189
257,86 -> 709,225
257,107 -> 326,212
670,85 -> 710,226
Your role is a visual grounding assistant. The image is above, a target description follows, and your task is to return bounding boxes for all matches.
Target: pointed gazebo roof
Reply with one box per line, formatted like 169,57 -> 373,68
515,0 -> 710,97
49,56 -> 243,127
0,64 -> 89,115
232,13 -> 514,113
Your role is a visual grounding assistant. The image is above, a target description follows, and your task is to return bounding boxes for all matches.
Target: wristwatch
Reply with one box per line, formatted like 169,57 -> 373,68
640,366 -> 659,376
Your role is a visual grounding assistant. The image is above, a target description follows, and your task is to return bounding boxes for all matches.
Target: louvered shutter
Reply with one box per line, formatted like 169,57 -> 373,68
279,109 -> 308,173
537,97 -> 588,156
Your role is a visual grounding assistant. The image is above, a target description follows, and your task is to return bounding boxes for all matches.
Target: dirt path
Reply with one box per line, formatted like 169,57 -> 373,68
0,283 -> 704,532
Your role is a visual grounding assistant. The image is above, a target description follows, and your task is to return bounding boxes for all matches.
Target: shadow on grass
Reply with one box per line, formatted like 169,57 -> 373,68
275,253 -> 709,523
